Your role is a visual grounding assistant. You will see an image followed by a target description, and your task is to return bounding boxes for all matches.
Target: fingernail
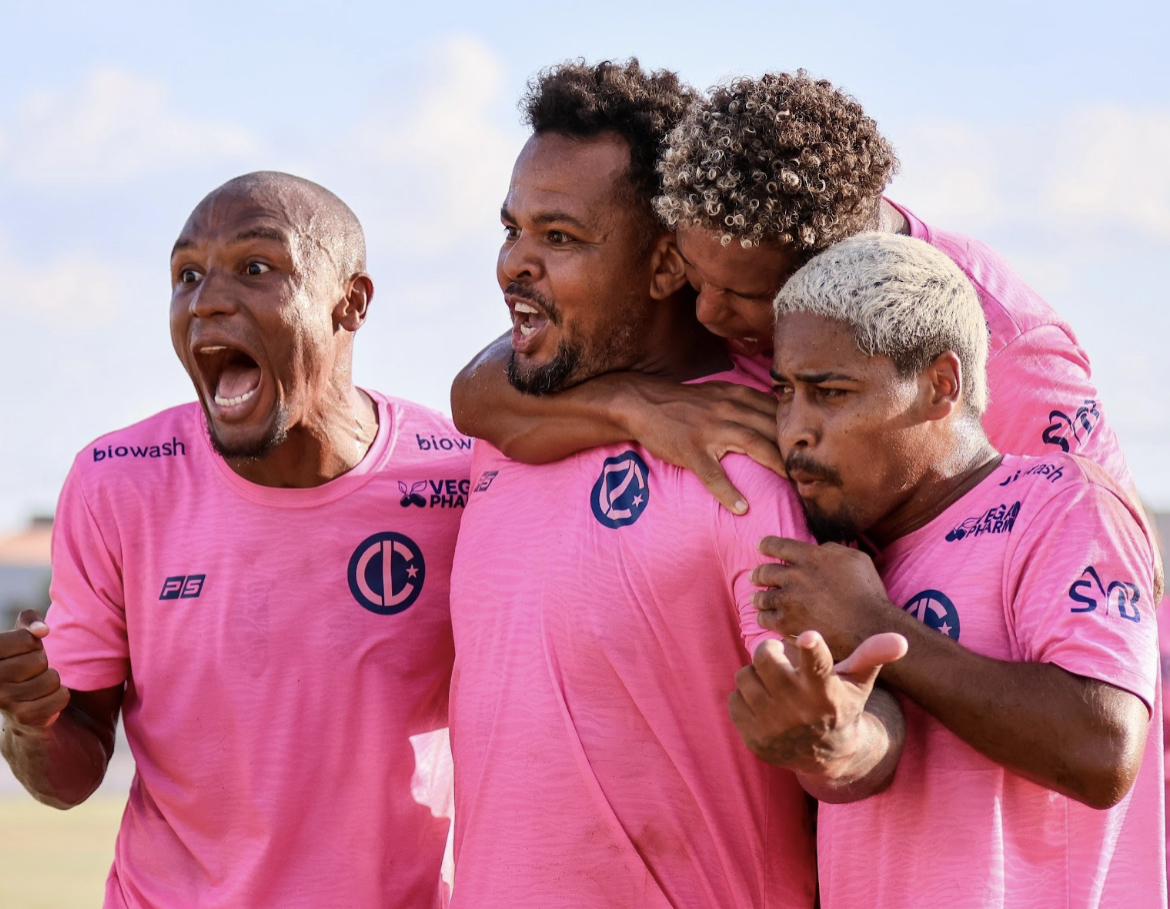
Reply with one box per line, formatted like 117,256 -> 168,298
734,500 -> 747,514
29,621 -> 48,633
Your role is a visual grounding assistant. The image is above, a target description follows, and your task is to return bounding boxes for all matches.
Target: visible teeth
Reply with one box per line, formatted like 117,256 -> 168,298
199,345 -> 226,353
214,388 -> 257,407
518,324 -> 534,337
513,302 -> 539,315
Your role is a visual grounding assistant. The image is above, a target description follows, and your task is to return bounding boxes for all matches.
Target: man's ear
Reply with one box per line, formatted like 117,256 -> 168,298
334,273 -> 374,333
921,351 -> 963,421
648,234 -> 689,300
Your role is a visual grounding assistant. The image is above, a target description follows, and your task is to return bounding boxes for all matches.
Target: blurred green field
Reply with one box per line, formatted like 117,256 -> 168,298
0,795 -> 125,909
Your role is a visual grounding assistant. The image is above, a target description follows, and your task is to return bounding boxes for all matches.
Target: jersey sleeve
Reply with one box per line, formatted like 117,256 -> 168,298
42,462 -> 130,691
983,325 -> 1132,488
711,456 -> 815,655
1005,479 -> 1158,711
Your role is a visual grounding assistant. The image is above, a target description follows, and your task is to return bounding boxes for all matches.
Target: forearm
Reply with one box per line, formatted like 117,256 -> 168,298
881,614 -> 1145,808
450,334 -> 633,461
1,705 -> 115,808
796,686 -> 904,804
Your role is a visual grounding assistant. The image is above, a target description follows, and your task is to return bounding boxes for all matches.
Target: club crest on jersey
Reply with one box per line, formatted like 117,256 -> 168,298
591,450 -> 650,528
347,532 -> 426,615
903,589 -> 961,640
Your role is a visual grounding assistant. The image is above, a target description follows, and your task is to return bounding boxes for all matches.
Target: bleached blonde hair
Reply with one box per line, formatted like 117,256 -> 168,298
774,232 -> 989,414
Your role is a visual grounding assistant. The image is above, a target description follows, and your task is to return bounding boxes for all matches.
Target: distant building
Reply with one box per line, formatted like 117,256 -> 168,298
0,516 -> 52,629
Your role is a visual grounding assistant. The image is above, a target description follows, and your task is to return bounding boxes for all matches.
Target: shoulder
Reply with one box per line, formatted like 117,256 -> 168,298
998,453 -> 1147,546
72,402 -> 203,484
716,454 -> 811,542
897,203 -> 1077,353
370,391 -> 474,474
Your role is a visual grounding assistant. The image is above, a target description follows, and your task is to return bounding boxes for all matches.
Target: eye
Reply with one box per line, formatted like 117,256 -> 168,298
817,386 -> 848,399
773,384 -> 793,399
245,262 -> 271,276
178,268 -> 203,284
547,230 -> 573,244
502,225 -> 519,241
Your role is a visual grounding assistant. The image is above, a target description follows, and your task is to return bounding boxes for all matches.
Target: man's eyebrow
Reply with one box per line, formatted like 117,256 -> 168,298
500,206 -> 589,231
770,369 -> 857,385
233,227 -> 289,245
171,238 -> 196,257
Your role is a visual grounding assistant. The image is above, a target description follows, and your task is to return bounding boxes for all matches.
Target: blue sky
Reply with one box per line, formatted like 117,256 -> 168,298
1,0 -> 1168,531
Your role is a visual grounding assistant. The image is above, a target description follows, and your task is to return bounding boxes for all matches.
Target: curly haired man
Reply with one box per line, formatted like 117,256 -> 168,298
453,71 -> 1135,511
654,71 -> 1132,489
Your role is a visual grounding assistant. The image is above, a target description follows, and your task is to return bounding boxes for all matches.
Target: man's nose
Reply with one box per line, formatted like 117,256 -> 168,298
694,287 -> 730,329
498,234 -> 543,285
776,394 -> 817,453
189,269 -> 238,319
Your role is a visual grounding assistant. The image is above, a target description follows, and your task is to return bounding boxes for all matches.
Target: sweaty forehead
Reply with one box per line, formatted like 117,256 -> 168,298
506,132 -> 635,222
773,312 -> 866,372
175,185 -> 305,249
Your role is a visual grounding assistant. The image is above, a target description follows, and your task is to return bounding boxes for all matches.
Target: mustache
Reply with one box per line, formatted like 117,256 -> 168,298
784,451 -> 843,486
505,282 -> 561,326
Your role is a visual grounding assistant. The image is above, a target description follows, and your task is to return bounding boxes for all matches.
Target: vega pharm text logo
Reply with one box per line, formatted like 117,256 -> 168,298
95,437 -> 186,462
347,532 -> 426,615
159,574 -> 206,600
398,479 -> 471,508
945,501 -> 1021,542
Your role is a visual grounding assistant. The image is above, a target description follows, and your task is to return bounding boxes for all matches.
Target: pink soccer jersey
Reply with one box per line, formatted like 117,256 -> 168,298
44,392 -> 470,909
888,200 -> 1132,489
1160,595 -> 1170,880
447,364 -> 818,909
817,454 -> 1164,909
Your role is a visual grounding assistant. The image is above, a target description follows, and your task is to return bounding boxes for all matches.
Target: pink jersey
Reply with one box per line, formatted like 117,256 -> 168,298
44,392 -> 470,909
818,453 -> 1164,909
1159,595 -> 1170,880
447,364 -> 818,909
890,200 -> 1133,488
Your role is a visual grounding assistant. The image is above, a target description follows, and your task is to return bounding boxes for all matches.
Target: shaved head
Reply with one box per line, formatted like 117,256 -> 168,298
185,171 -> 366,282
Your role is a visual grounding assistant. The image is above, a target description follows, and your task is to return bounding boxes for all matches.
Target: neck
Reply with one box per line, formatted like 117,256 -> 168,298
226,384 -> 379,488
868,422 -> 1001,549
877,198 -> 909,235
626,290 -> 732,382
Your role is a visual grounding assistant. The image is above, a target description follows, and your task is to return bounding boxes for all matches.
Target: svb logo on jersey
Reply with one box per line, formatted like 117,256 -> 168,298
347,532 -> 426,615
1068,565 -> 1141,623
591,450 -> 650,528
903,589 -> 961,640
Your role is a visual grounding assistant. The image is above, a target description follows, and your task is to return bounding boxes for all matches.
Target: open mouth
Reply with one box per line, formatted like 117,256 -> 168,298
194,344 -> 263,413
508,297 -> 551,353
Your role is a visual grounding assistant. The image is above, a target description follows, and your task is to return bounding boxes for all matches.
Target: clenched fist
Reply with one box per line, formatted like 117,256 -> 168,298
0,611 -> 70,729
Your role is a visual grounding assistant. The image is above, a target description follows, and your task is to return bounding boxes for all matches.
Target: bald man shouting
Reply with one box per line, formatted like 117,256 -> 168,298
0,173 -> 468,908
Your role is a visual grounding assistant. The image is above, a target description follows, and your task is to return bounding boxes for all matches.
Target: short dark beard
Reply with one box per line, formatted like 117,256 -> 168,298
799,498 -> 862,544
507,342 -> 580,396
206,408 -> 290,461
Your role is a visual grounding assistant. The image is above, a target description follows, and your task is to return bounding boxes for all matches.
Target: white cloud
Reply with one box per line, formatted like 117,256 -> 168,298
0,236 -> 128,327
326,35 -> 525,256
2,67 -> 264,188
1042,106 -> 1170,238
893,104 -> 1170,244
